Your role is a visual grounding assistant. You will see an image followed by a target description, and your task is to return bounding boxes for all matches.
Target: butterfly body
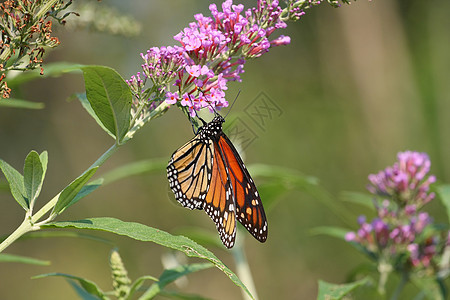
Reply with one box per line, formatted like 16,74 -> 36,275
167,115 -> 268,248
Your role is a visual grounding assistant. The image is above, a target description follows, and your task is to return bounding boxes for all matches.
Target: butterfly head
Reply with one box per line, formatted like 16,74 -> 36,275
197,115 -> 225,139
212,115 -> 225,124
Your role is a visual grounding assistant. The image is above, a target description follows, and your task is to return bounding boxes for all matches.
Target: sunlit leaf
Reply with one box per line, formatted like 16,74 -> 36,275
17,230 -> 113,245
23,150 -> 44,206
45,217 -> 253,299
0,253 -> 50,265
53,167 -> 98,215
174,227 -> 224,249
0,158 -> 27,210
81,66 -> 132,142
317,277 -> 368,300
139,263 -> 214,300
75,93 -> 115,139
39,151 -> 48,180
68,178 -> 103,209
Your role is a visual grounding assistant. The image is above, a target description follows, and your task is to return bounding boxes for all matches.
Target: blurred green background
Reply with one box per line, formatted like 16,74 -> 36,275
1,0 -> 450,299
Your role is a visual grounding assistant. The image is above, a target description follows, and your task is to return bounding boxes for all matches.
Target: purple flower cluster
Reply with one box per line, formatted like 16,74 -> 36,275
128,0 -> 293,117
367,151 -> 436,208
345,212 -> 437,267
346,151 -> 448,270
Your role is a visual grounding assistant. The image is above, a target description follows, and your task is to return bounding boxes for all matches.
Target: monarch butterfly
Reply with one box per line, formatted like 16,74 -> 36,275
167,114 -> 268,248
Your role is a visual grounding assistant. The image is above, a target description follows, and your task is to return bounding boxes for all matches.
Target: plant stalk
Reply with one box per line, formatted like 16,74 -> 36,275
231,235 -> 259,300
0,217 -> 34,253
390,272 -> 409,300
377,260 -> 392,295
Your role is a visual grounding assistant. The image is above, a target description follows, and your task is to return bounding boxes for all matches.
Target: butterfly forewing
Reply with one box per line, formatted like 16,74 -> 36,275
167,136 -> 213,210
218,135 -> 268,242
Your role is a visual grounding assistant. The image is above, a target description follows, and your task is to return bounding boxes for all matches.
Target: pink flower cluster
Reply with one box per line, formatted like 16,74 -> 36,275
127,0 -> 292,117
367,151 -> 436,207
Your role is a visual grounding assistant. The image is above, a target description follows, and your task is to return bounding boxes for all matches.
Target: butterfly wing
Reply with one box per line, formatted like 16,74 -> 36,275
167,136 -> 214,210
218,134 -> 268,243
204,141 -> 237,248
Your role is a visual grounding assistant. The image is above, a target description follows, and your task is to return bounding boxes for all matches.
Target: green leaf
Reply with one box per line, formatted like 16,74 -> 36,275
33,273 -> 108,300
23,150 -> 44,207
0,99 -> 44,109
39,151 -> 48,180
317,278 -> 369,300
139,263 -> 214,300
45,217 -> 253,299
68,280 -> 105,300
68,178 -> 103,209
340,191 -> 374,210
75,93 -> 115,139
174,227 -> 224,249
14,230 -> 114,245
127,276 -> 158,300
101,158 -> 166,185
309,226 -> 349,240
53,168 -> 98,215
436,184 -> 450,222
7,62 -> 83,87
81,66 -> 132,142
0,158 -> 27,210
0,253 -> 50,265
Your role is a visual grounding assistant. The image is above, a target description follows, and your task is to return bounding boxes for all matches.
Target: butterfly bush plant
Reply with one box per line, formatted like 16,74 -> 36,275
0,0 -> 75,98
0,0 -> 365,299
319,152 -> 450,299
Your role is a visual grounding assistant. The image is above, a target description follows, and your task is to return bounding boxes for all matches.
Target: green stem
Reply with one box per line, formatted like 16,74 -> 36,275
0,217 -> 34,253
88,143 -> 119,170
231,235 -> 259,300
377,260 -> 393,295
390,272 -> 409,300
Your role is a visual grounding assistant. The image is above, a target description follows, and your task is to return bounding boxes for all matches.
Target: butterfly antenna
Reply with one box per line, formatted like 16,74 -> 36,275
224,90 -> 241,119
187,94 -> 206,134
